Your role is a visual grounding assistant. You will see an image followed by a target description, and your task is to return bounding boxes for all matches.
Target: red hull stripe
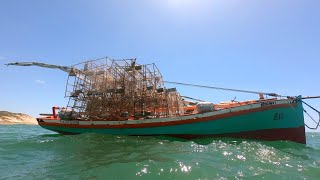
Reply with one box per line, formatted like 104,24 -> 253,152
170,126 -> 306,144
39,103 -> 297,129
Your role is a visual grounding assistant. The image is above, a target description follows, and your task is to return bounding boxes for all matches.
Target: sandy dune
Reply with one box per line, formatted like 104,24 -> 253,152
0,111 -> 37,125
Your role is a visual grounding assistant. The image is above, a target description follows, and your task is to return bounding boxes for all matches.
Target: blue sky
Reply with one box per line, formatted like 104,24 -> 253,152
0,0 -> 319,131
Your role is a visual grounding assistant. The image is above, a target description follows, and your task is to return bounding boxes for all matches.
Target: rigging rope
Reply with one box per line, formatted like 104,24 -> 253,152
302,101 -> 320,130
181,96 -> 206,102
164,81 -> 283,97
301,96 -> 320,100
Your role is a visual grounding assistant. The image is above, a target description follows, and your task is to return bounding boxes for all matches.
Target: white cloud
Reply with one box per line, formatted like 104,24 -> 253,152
35,80 -> 47,88
35,80 -> 46,84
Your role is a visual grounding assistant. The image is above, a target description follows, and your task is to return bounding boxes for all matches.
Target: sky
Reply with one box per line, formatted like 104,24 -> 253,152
0,0 -> 319,131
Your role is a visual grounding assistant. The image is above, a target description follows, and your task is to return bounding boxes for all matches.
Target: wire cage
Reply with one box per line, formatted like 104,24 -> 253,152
63,57 -> 184,120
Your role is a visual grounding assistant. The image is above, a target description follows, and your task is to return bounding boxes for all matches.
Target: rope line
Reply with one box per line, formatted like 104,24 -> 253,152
166,81 -> 320,130
302,101 -> 320,130
181,96 -> 206,102
164,81 -> 283,97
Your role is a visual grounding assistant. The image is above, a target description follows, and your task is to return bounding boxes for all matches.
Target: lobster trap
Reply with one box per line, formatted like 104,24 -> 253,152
64,57 -> 184,120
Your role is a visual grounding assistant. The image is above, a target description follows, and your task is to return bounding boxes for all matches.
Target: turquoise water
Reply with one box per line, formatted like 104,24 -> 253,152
0,125 -> 319,179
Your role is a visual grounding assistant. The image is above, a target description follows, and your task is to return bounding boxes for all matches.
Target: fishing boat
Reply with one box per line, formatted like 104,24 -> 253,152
6,57 -> 320,144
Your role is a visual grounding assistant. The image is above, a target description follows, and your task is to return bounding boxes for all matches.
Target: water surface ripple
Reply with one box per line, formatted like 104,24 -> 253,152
0,125 -> 319,179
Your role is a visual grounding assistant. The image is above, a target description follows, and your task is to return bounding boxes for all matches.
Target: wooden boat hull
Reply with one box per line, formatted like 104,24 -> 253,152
37,98 -> 306,144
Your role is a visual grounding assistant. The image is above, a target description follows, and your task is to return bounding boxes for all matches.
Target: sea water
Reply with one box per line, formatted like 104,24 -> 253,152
0,125 -> 319,179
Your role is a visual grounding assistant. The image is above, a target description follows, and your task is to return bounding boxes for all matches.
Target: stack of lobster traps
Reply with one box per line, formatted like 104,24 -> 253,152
64,57 -> 184,120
